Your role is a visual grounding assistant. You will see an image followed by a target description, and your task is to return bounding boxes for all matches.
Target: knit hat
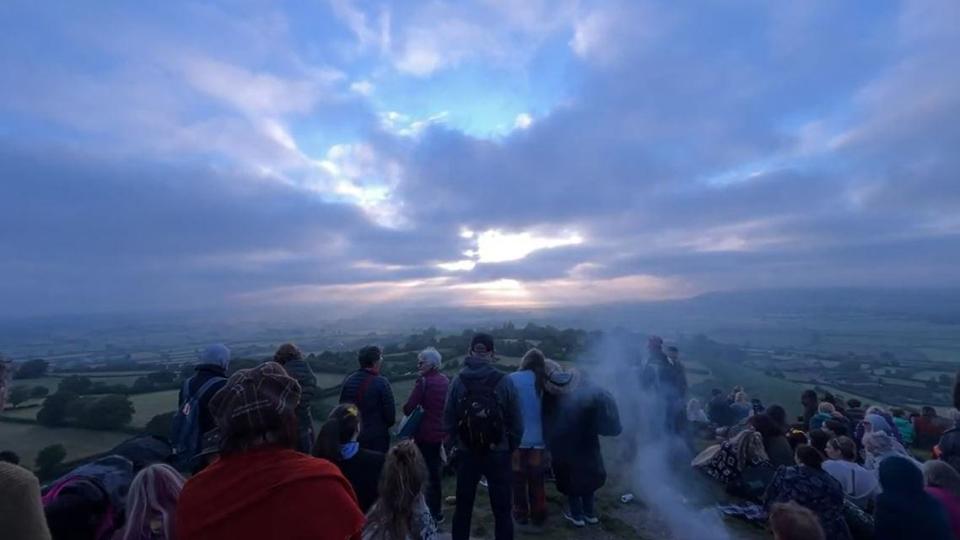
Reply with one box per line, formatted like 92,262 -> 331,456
209,361 -> 301,438
198,344 -> 231,370
470,333 -> 495,353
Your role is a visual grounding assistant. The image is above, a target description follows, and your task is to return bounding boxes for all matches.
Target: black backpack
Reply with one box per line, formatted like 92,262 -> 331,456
456,371 -> 505,452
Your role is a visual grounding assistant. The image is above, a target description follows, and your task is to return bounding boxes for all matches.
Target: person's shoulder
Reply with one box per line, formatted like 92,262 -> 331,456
0,462 -> 38,494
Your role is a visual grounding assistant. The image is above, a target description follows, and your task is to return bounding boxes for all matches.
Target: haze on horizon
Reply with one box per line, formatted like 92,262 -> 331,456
1,1 -> 958,319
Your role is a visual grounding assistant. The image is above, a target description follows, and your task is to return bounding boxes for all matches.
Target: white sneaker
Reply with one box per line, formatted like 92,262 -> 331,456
583,515 -> 600,525
563,512 -> 586,528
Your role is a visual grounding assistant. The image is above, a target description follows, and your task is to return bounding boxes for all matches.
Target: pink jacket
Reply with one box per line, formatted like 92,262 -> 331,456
926,486 -> 960,540
403,370 -> 450,444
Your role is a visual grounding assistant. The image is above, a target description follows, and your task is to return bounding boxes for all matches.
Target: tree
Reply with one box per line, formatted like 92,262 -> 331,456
58,375 -> 93,395
132,377 -> 155,393
14,359 -> 48,379
35,444 -> 66,474
30,386 -> 49,400
146,371 -> 175,385
76,395 -> 134,430
6,385 -> 31,408
144,411 -> 176,438
36,391 -> 78,426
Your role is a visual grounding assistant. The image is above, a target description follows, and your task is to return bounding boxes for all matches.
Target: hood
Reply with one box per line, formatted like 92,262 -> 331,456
880,455 -> 924,495
460,355 -> 501,381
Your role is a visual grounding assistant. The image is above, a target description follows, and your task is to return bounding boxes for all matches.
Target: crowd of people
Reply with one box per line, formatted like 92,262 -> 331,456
692,378 -> 960,539
0,333 -> 627,540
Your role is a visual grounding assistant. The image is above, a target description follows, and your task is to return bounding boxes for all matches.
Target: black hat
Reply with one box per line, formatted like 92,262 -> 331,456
470,333 -> 495,353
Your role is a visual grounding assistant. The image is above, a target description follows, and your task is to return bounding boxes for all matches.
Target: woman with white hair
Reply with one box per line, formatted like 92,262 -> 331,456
113,463 -> 185,540
402,347 -> 450,525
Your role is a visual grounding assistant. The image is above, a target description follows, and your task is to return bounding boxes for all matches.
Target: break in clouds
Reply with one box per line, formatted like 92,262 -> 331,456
1,0 -> 958,317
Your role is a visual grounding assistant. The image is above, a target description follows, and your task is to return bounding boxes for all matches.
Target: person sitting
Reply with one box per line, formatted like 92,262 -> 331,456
362,440 -> 438,540
915,407 -> 953,450
890,408 -> 915,447
112,464 -> 184,540
763,445 -> 850,540
707,388 -> 734,427
315,403 -> 386,513
808,429 -> 832,456
810,402 -> 836,431
875,456 -> 953,540
769,501 -> 825,540
687,398 -> 709,424
765,405 -> 789,435
863,431 -> 918,471
823,436 -> 879,509
844,399 -> 866,425
801,390 -> 820,430
0,460 -> 52,540
176,362 -> 365,540
750,414 -> 794,468
729,392 -> 753,424
922,460 -> 960,539
854,406 -> 902,444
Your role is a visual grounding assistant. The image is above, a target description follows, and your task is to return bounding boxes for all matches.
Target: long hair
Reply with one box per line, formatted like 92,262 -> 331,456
519,348 -> 548,395
119,464 -> 184,540
314,403 -> 361,462
364,440 -> 427,540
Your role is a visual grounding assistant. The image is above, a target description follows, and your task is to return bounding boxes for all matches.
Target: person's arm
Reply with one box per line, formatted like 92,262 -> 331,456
443,379 -> 460,437
497,377 -> 523,451
596,390 -> 622,437
298,362 -> 317,406
381,378 -> 397,428
403,377 -> 425,416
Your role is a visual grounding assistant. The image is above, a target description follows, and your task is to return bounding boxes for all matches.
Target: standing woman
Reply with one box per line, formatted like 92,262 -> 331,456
273,343 -> 318,454
113,464 -> 185,540
363,440 -> 439,540
402,347 -> 450,524
507,349 -> 549,532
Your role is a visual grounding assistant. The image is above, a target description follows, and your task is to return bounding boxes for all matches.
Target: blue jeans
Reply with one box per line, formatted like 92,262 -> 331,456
568,492 -> 595,519
453,450 -> 513,540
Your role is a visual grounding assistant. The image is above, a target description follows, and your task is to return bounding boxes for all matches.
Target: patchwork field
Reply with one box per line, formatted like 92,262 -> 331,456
128,389 -> 180,427
0,421 -> 128,469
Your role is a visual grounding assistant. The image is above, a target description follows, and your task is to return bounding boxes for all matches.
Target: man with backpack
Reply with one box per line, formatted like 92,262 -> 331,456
443,333 -> 522,540
171,343 -> 230,472
339,345 -> 396,452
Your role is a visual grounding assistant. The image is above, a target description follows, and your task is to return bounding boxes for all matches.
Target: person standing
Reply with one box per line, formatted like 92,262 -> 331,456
402,347 -> 450,524
443,333 -> 522,540
340,345 -> 397,453
273,343 -> 318,454
508,349 -> 549,533
177,362 -> 365,540
172,344 -> 230,471
641,339 -> 688,434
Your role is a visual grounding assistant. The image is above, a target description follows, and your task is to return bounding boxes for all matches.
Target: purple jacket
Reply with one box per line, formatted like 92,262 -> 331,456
403,369 -> 450,444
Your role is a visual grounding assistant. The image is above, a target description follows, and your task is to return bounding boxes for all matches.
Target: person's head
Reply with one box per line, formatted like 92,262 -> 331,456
786,429 -> 809,450
0,450 -> 20,464
769,501 -> 825,540
801,390 -> 818,407
922,406 -> 937,417
358,345 -> 383,370
734,391 -> 748,403
417,347 -> 442,375
923,460 -> 960,498
866,405 -> 886,417
770,501 -> 826,540
198,343 -> 231,371
862,430 -> 895,456
544,359 -> 580,396
767,405 -> 787,430
210,361 -> 301,456
891,407 -> 906,419
880,455 -> 924,495
273,343 -> 302,365
823,418 -> 849,437
519,348 -> 548,394
368,439 -> 428,540
711,388 -> 723,398
647,335 -> 663,354
469,333 -> 495,357
119,464 -> 184,540
808,429 -> 832,454
795,444 -> 825,469
45,478 -> 110,540
666,346 -> 679,361
847,398 -> 862,409
825,436 -> 857,461
314,403 -> 361,462
749,414 -> 780,438
818,402 -> 836,415
687,398 -> 702,414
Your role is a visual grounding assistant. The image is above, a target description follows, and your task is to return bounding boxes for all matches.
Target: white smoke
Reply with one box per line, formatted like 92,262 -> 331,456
590,333 -> 732,540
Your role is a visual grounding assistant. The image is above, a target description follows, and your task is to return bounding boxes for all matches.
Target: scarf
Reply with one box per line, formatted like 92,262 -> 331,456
340,442 -> 360,460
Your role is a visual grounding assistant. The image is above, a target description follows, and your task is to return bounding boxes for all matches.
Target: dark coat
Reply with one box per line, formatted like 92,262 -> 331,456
178,365 -> 228,437
339,369 -> 396,451
708,395 -> 734,427
544,380 -> 622,496
442,356 -> 522,453
281,358 -> 317,446
762,435 -> 795,468
876,456 -> 953,540
337,448 -> 385,513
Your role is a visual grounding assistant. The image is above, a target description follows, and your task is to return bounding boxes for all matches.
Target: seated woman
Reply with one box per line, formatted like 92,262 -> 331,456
729,392 -> 753,424
750,414 -> 794,468
764,445 -> 850,540
922,460 -> 960,540
112,464 -> 184,540
362,440 -> 438,540
315,403 -> 387,513
862,431 -> 918,471
875,456 -> 953,540
810,402 -> 836,431
823,436 -> 879,509
694,426 -> 772,500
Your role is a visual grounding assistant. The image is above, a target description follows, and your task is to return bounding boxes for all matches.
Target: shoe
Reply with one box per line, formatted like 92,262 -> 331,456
563,512 -> 586,528
583,515 -> 600,525
434,514 -> 444,525
480,478 -> 489,488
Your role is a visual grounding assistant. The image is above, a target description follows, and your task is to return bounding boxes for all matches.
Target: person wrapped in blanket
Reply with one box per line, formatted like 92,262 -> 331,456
692,425 -> 773,500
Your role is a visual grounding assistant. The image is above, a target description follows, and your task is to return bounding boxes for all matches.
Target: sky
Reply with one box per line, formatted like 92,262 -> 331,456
1,0 -> 958,318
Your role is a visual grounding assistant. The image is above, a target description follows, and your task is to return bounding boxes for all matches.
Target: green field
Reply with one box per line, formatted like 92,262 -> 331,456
128,389 -> 180,427
0,421 -> 129,469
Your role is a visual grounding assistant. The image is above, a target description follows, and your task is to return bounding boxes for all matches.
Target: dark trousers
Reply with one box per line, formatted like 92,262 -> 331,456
418,441 -> 443,520
568,492 -> 596,519
360,433 -> 390,453
453,450 -> 513,540
512,448 -> 547,525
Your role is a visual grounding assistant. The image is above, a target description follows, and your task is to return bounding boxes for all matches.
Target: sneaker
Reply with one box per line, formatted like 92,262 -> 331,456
434,514 -> 445,526
583,515 -> 600,525
480,478 -> 489,488
563,512 -> 586,528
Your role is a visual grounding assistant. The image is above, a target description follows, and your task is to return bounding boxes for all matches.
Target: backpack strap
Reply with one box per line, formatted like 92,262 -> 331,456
194,377 -> 224,403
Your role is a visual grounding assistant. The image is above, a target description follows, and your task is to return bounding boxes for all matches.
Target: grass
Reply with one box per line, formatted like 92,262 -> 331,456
0,421 -> 128,470
128,389 -> 180,427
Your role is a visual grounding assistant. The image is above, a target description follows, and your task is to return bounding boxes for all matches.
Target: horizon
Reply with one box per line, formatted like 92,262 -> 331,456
2,1 -> 959,318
